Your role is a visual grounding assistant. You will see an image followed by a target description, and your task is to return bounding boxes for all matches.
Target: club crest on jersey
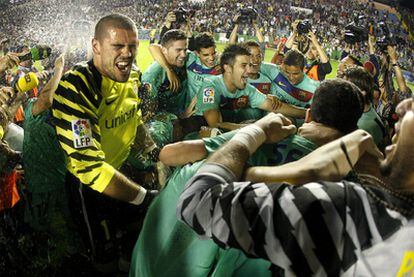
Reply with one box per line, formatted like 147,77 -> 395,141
71,119 -> 93,149
203,88 -> 215,103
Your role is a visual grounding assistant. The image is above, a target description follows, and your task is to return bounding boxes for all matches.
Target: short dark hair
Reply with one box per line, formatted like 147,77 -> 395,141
160,29 -> 187,47
194,33 -> 215,52
344,66 -> 374,105
220,44 -> 250,71
95,14 -> 137,41
242,40 -> 261,50
283,49 -> 306,69
311,78 -> 364,134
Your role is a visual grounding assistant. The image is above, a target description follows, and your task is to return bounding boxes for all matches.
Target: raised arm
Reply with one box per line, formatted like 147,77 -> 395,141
32,54 -> 65,116
388,46 -> 409,94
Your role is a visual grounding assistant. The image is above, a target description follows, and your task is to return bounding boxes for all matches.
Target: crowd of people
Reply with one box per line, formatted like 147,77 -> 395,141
0,0 -> 413,72
0,0 -> 414,276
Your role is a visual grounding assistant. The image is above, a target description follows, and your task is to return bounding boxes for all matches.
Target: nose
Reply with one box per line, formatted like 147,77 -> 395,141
121,46 -> 133,58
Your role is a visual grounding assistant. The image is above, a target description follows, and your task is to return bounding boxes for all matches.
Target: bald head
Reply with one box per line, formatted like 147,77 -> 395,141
94,14 -> 137,41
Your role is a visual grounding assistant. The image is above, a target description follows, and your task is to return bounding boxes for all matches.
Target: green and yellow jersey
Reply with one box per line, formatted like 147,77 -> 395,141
52,61 -> 143,192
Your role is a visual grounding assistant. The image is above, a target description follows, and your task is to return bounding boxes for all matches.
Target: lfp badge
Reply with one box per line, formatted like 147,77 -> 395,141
71,119 -> 93,148
203,88 -> 215,103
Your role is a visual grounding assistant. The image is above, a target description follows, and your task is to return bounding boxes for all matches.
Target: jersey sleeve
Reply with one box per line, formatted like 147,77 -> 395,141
202,130 -> 237,154
260,62 -> 280,80
246,84 -> 267,108
196,82 -> 220,114
52,71 -> 115,192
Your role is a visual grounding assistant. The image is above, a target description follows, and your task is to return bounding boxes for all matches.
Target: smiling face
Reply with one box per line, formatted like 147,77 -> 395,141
196,46 -> 216,68
282,64 -> 304,85
92,26 -> 138,83
224,55 -> 250,91
246,45 -> 262,76
162,39 -> 187,68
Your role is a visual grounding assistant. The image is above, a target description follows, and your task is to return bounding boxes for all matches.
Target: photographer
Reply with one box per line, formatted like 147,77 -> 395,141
229,9 -> 264,51
159,9 -> 193,43
284,20 -> 332,81
378,45 -> 412,138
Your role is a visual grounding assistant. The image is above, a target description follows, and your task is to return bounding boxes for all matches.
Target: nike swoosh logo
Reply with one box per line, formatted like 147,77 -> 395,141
277,81 -> 287,87
105,95 -> 119,105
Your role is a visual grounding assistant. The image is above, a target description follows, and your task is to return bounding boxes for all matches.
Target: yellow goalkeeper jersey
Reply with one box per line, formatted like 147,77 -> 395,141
52,60 -> 143,192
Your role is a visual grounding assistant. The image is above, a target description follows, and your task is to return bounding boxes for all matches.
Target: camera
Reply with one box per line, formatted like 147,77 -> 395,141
344,15 -> 368,44
237,7 -> 258,24
296,20 -> 312,35
376,21 -> 396,52
173,7 -> 195,27
344,24 -> 367,44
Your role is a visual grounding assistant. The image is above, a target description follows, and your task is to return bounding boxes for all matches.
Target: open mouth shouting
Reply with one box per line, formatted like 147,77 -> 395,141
116,60 -> 132,74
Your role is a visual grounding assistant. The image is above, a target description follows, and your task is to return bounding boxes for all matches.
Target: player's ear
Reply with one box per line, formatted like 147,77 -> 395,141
92,38 -> 100,55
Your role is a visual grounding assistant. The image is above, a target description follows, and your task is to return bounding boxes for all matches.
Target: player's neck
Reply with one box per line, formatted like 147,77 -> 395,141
223,75 -> 237,93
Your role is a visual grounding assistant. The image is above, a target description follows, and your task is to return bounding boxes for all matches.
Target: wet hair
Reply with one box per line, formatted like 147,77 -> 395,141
94,14 -> 137,41
283,49 -> 306,70
220,44 -> 250,71
311,78 -> 364,134
194,33 -> 215,52
160,29 -> 187,47
344,66 -> 374,105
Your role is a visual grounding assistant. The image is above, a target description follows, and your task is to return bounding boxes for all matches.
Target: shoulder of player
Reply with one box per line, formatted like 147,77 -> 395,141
56,62 -> 101,108
143,61 -> 165,75
301,73 -> 320,88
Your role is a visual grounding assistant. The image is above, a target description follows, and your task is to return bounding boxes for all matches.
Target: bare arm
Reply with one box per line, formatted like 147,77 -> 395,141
270,41 -> 284,64
32,54 -> 65,116
367,34 -> 376,55
259,95 -> 306,118
308,31 -> 329,63
102,170 -> 147,202
217,122 -> 248,131
246,130 -> 383,184
285,21 -> 299,50
228,20 -> 239,45
388,46 -> 409,93
203,113 -> 297,179
203,109 -> 223,127
253,22 -> 264,43
159,140 -> 207,166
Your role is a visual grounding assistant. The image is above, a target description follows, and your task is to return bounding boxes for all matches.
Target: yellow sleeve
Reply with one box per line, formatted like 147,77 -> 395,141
52,71 -> 114,192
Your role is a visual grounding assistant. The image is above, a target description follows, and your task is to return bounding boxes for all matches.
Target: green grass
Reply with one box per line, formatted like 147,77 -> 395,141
136,40 -> 414,91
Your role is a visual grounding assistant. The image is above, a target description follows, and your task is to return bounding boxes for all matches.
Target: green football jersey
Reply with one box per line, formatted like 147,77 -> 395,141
142,61 -> 188,115
186,51 -> 221,103
260,62 -> 319,108
357,106 -> 386,146
195,75 -> 266,122
131,131 -> 318,277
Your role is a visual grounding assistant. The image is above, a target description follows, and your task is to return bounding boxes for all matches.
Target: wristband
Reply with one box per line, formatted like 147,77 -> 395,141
231,125 -> 266,155
129,186 -> 147,206
392,63 -> 399,67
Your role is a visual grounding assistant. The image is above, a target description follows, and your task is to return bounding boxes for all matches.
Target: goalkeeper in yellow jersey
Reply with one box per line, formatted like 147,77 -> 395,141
52,14 -> 158,273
